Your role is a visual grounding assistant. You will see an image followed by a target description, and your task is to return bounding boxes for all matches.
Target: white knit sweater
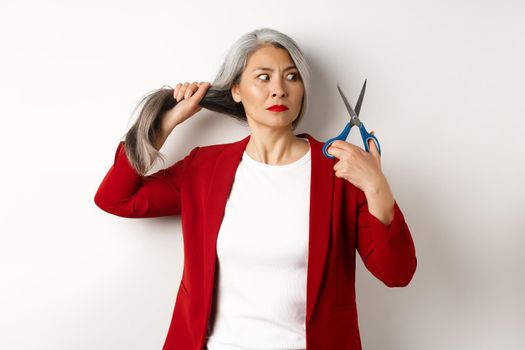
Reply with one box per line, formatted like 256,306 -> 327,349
205,138 -> 311,350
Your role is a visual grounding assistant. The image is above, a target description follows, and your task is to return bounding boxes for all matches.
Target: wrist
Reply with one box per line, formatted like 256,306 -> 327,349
364,175 -> 390,197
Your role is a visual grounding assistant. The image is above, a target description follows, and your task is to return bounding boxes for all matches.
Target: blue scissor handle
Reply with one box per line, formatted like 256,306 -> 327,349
358,123 -> 381,155
322,122 -> 381,158
322,122 -> 351,158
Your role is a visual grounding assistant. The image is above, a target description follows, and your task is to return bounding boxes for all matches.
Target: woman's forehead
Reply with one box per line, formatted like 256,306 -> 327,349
246,45 -> 294,69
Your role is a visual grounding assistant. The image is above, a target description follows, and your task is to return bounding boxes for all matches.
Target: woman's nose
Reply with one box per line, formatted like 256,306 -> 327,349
272,91 -> 286,97
271,80 -> 287,97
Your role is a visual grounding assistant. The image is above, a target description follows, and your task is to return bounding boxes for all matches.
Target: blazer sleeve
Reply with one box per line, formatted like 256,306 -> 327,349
355,190 -> 417,287
94,141 -> 199,218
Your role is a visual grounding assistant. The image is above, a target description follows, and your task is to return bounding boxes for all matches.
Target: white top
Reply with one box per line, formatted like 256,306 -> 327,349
205,138 -> 311,350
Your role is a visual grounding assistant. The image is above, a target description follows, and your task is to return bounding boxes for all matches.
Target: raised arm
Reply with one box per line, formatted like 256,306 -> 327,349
93,141 -> 199,218
355,190 -> 417,287
94,81 -> 210,218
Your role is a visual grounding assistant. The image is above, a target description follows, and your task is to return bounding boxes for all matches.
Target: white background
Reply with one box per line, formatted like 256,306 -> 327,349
1,0 -> 524,349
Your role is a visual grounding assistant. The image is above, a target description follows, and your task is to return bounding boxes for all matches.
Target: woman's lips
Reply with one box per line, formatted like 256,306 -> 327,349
267,105 -> 289,112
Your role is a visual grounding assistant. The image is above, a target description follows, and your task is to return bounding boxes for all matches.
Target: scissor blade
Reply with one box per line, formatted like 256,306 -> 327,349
336,82 -> 357,118
354,79 -> 366,116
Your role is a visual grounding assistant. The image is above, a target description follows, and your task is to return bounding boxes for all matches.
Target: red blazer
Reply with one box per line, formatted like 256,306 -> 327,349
94,132 -> 417,350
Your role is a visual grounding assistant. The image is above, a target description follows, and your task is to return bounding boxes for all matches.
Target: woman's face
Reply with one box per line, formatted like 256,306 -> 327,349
231,45 -> 304,131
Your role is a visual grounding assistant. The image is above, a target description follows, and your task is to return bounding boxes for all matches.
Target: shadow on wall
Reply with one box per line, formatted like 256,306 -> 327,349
356,155 -> 472,349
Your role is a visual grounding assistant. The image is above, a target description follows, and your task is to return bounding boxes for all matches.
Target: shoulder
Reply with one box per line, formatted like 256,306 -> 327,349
193,138 -> 242,157
182,136 -> 246,171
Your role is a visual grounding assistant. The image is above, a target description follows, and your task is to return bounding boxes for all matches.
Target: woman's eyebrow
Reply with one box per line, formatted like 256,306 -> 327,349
252,65 -> 297,72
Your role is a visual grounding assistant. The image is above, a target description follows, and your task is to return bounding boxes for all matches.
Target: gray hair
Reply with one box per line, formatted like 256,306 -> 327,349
122,27 -> 312,175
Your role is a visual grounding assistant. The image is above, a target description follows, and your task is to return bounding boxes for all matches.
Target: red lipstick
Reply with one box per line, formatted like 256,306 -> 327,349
267,104 -> 289,112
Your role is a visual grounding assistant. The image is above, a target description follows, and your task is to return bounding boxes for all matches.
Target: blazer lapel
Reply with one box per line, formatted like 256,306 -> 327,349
302,133 -> 334,322
203,132 -> 334,324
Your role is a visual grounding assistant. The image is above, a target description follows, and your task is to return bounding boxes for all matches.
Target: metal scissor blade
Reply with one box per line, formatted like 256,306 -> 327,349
354,79 -> 366,116
336,82 -> 358,118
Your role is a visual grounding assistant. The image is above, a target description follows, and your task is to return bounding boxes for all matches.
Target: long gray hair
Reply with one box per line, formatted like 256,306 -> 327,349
122,27 -> 312,175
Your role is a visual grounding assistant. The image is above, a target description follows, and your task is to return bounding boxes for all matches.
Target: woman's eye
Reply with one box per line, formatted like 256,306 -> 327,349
257,72 -> 299,81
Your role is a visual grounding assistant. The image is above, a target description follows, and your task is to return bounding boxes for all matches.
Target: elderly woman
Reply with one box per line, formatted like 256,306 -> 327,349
94,27 -> 417,350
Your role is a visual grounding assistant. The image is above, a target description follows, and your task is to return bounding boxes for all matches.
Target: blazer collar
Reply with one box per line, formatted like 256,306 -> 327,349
203,132 -> 334,323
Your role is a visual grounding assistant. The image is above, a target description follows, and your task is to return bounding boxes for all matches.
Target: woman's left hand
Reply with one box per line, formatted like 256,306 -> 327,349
327,131 -> 387,194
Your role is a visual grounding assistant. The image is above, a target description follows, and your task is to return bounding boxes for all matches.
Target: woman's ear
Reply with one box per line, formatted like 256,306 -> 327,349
231,84 -> 241,103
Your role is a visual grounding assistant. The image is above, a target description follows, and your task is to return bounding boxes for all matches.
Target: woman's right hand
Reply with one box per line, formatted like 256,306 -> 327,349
161,81 -> 212,132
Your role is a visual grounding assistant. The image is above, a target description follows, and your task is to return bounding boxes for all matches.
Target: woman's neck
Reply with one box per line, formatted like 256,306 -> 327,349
245,131 -> 309,165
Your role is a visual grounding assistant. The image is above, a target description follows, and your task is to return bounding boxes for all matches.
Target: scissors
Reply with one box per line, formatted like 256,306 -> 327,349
322,79 -> 381,158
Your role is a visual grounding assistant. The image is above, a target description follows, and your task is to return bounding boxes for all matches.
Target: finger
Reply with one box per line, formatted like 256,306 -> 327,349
368,138 -> 376,151
176,82 -> 189,101
331,140 -> 346,149
190,82 -> 211,102
332,139 -> 359,152
368,137 -> 380,157
174,84 -> 183,102
174,83 -> 182,101
327,145 -> 340,158
184,82 -> 199,100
